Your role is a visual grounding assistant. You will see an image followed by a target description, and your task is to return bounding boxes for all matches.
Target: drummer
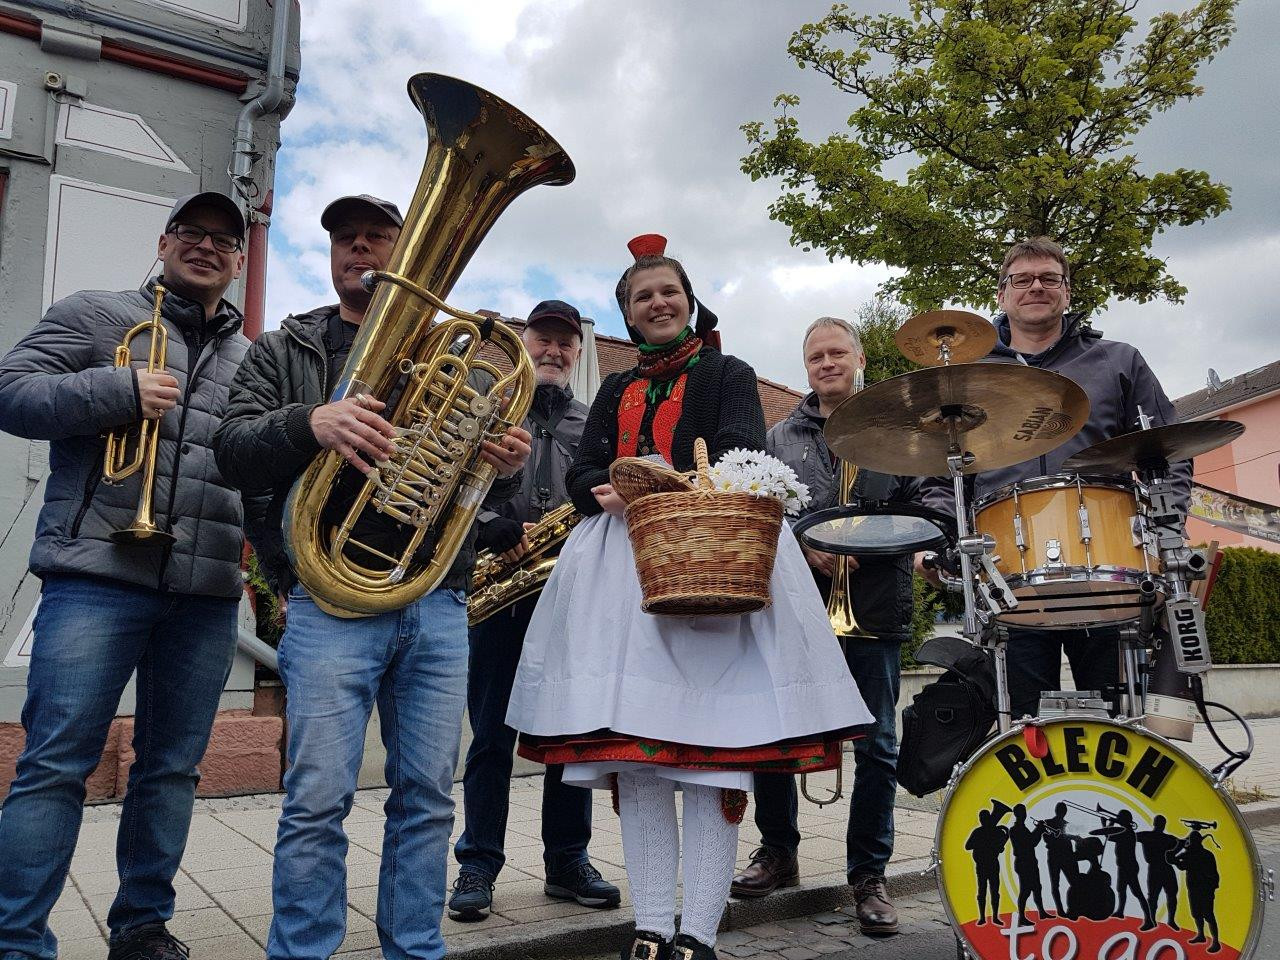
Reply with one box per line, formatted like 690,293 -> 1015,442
920,236 -> 1190,720
732,317 -> 922,937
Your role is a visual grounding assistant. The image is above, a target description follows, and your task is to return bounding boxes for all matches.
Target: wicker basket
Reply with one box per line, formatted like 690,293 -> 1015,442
610,438 -> 783,616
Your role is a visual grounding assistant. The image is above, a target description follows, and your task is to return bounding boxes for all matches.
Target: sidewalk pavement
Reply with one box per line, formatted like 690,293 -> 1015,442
46,717 -> 1280,960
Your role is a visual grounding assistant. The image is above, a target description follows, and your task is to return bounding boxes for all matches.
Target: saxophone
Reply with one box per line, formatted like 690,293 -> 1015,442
468,502 -> 581,625
284,74 -> 575,617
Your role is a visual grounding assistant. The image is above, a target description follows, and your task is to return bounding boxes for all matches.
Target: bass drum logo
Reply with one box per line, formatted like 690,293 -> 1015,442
937,718 -> 1262,960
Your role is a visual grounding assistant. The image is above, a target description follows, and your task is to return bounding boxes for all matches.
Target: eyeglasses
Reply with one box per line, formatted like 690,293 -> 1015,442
1001,272 -> 1067,290
169,224 -> 243,253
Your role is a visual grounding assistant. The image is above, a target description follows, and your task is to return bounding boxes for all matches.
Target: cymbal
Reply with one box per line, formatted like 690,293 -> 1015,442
824,364 -> 1090,476
1063,420 -> 1245,473
895,310 -> 997,366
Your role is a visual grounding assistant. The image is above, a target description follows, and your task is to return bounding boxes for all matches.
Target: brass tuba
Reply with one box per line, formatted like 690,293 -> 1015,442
102,282 -> 176,547
285,74 -> 575,617
468,502 -> 582,626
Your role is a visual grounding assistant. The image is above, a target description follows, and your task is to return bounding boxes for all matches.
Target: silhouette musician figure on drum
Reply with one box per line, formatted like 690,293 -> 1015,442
1093,808 -> 1157,930
1041,802 -> 1077,916
1009,804 -> 1055,925
1172,822 -> 1222,952
966,805 -> 1011,926
1136,815 -> 1182,931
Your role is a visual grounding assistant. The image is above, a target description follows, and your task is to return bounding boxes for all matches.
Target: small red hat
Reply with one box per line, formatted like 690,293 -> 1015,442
627,234 -> 667,259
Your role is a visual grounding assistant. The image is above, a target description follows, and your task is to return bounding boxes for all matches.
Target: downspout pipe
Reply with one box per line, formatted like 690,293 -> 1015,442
237,627 -> 278,673
229,0 -> 292,202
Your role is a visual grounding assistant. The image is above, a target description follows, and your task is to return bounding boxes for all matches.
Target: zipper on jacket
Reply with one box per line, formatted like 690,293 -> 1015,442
285,319 -> 331,400
69,460 -> 102,539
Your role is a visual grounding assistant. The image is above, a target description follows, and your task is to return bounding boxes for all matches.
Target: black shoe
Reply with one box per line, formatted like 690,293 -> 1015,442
671,933 -> 717,959
107,924 -> 190,960
448,871 -> 495,921
545,861 -> 622,908
621,929 -> 671,960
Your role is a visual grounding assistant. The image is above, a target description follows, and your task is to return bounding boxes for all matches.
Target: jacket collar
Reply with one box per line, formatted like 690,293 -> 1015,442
281,303 -> 340,351
990,310 -> 1098,361
144,276 -> 244,339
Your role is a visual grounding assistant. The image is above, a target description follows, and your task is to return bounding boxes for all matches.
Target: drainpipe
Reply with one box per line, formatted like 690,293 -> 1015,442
243,189 -> 273,339
237,627 -> 278,673
229,0 -> 292,203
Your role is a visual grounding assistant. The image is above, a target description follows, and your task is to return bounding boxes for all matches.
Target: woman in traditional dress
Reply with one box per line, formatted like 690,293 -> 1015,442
507,236 -> 871,960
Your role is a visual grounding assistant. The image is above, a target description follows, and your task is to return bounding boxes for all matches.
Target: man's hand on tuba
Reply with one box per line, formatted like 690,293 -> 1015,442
309,395 -> 397,475
480,425 -> 532,478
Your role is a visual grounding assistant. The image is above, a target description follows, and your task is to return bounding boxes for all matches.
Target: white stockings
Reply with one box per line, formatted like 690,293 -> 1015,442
616,769 -> 740,948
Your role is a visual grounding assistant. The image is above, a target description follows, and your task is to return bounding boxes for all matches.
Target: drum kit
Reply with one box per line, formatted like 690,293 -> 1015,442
795,310 -> 1271,960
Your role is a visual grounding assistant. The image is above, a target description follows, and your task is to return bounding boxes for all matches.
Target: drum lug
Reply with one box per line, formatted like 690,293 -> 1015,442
1263,866 -> 1275,903
922,850 -> 941,877
1013,514 -> 1026,551
1077,503 -> 1092,541
1045,538 -> 1064,567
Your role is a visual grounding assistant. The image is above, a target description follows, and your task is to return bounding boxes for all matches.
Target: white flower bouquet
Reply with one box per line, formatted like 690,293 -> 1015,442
705,448 -> 811,516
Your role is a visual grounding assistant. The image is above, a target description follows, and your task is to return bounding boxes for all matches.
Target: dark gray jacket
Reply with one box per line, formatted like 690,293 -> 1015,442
0,279 -> 249,598
212,304 -> 518,595
483,384 -> 587,526
922,314 -> 1191,517
768,393 -> 922,642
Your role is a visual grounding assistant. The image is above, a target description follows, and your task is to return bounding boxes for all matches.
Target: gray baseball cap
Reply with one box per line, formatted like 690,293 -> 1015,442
165,191 -> 246,236
321,194 -> 404,231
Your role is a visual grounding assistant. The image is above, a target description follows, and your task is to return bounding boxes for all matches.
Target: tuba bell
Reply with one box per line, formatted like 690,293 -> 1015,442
284,74 -> 575,617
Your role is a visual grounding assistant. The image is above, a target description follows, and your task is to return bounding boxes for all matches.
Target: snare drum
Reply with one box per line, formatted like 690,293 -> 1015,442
973,474 -> 1161,629
936,717 -> 1266,960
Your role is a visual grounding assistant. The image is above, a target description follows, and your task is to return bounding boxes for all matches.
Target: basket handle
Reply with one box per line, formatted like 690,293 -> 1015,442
694,437 -> 712,490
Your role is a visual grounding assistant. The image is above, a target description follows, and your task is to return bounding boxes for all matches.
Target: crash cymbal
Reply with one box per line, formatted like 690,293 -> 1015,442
895,310 -> 998,366
824,364 -> 1090,476
1063,420 -> 1245,473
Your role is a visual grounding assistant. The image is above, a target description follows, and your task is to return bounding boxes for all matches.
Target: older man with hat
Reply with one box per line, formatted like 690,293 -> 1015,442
449,299 -> 621,922
0,191 -> 250,960
213,194 -> 532,960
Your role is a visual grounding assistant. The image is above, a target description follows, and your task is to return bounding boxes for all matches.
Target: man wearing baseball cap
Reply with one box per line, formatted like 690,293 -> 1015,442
449,299 -> 621,922
0,190 -> 250,959
214,195 -> 532,960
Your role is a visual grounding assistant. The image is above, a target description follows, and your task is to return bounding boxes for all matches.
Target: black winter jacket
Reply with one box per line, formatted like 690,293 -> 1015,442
566,346 -> 767,515
0,278 -> 248,598
212,305 -> 518,595
768,393 -> 922,642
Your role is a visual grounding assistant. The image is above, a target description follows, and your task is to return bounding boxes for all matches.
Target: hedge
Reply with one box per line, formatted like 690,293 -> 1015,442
1204,547 -> 1280,664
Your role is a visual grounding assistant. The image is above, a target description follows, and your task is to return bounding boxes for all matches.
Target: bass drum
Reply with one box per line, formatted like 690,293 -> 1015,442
935,717 -> 1266,960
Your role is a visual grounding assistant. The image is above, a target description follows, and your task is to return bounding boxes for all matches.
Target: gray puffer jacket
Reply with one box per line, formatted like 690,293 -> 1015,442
768,393 -> 923,642
212,305 -> 518,595
0,279 -> 249,598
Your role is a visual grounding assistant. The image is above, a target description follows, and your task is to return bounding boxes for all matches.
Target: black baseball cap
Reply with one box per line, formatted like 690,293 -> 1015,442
527,299 -> 583,337
321,194 -> 404,231
165,191 -> 246,236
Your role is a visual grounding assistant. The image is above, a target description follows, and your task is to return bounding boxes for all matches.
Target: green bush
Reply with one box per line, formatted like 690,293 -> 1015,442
245,550 -> 284,647
1204,547 -> 1280,664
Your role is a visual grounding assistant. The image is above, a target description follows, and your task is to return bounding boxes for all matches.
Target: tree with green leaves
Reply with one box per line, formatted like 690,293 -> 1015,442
852,299 -> 915,385
742,0 -> 1236,314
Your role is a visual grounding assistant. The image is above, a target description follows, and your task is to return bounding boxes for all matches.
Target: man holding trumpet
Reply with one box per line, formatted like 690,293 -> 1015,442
0,192 -> 250,960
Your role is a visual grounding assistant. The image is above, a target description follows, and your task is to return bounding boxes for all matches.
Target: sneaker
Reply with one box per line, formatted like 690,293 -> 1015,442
106,923 -> 190,960
545,860 -> 622,908
447,871 -> 495,921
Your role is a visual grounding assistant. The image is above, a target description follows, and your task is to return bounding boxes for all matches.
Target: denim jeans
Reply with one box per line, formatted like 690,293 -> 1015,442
454,596 -> 592,881
752,638 -> 901,879
268,585 -> 469,960
1005,624 -> 1121,721
0,574 -> 237,960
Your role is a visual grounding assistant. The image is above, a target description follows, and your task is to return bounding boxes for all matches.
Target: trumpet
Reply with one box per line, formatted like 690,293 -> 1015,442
102,283 -> 175,547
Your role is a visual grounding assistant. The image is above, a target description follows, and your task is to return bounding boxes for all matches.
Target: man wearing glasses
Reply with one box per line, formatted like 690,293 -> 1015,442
920,236 -> 1189,720
0,192 -> 250,960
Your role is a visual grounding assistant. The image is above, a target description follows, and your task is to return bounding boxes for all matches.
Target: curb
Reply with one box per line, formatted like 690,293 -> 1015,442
436,801 -> 1280,960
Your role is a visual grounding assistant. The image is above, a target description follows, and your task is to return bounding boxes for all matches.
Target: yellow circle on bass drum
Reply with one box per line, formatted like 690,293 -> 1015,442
936,717 -> 1265,960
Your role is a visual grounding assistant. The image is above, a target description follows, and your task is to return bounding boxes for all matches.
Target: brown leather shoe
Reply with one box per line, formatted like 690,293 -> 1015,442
850,874 -> 899,935
729,846 -> 799,899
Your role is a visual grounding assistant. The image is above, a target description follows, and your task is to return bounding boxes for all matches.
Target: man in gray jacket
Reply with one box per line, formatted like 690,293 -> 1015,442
0,192 -> 249,960
920,236 -> 1190,721
450,300 -> 619,921
212,194 -> 530,960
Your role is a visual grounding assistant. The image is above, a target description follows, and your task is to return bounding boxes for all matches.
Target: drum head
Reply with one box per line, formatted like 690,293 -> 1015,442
793,504 -> 952,556
935,717 -> 1263,960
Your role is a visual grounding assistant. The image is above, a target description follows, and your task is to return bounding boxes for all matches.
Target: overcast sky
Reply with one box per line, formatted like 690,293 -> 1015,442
264,0 -> 1279,401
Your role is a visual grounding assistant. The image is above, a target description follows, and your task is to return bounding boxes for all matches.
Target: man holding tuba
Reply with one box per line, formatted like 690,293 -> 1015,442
450,300 -> 620,921
731,316 -> 921,937
0,192 -> 249,960
212,194 -> 531,960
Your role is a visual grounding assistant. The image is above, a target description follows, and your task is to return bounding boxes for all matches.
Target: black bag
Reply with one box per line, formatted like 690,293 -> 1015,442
897,635 -> 998,797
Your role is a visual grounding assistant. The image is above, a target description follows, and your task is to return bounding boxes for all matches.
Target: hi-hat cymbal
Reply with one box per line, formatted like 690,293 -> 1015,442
1063,420 -> 1245,473
895,310 -> 997,366
824,364 -> 1090,476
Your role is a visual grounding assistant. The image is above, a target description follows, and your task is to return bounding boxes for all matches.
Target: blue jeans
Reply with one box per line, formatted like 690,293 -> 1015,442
454,596 -> 592,881
0,574 -> 237,960
752,638 -> 901,879
268,585 -> 469,960
1005,625 -> 1121,720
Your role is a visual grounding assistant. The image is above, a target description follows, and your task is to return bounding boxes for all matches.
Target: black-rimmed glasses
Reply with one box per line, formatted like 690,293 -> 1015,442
1001,272 -> 1067,290
169,224 -> 243,253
